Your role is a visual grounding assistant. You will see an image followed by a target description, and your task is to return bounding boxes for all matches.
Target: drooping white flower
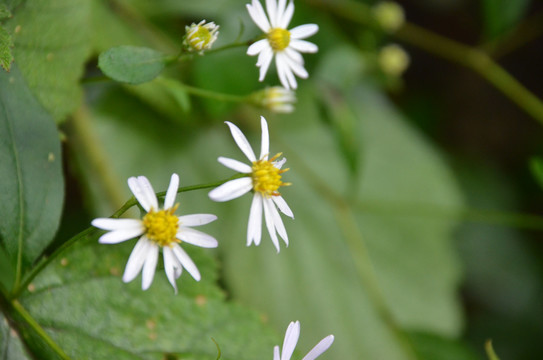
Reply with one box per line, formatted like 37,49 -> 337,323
246,0 -> 319,89
92,173 -> 218,293
249,86 -> 296,113
208,116 -> 293,252
183,20 -> 220,54
274,321 -> 334,360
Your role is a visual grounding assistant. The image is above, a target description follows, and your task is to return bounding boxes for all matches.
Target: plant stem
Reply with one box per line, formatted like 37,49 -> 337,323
0,289 -> 71,359
175,82 -> 248,103
304,0 -> 543,126
12,174 -> 246,299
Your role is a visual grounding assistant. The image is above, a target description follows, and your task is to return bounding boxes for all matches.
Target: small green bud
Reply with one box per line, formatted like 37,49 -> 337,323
378,44 -> 410,76
373,1 -> 405,32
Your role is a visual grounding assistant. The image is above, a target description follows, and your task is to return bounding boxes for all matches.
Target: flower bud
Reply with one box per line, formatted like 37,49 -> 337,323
378,44 -> 410,76
373,1 -> 405,32
249,87 -> 296,113
183,20 -> 219,54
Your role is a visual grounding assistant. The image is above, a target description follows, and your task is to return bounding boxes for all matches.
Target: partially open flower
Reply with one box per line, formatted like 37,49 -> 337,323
249,87 -> 296,113
183,20 -> 219,54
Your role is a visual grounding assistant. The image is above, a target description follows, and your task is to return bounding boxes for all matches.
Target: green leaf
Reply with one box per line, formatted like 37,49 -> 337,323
481,0 -> 531,39
0,65 -> 64,288
3,235 -> 277,359
0,312 -> 32,360
0,25 -> 13,71
0,4 -> 11,20
98,46 -> 167,85
77,80 -> 464,359
529,157 -> 543,190
408,331 -> 481,360
4,0 -> 91,122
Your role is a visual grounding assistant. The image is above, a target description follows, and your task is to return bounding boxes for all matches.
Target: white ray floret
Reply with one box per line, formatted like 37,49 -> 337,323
274,321 -> 334,360
246,0 -> 319,89
92,173 -> 218,293
209,116 -> 293,252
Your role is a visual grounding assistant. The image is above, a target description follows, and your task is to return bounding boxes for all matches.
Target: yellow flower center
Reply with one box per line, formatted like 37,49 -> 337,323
252,153 -> 291,197
143,205 -> 180,247
267,28 -> 291,51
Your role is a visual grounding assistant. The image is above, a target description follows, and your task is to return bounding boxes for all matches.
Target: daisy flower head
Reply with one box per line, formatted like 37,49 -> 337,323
274,321 -> 334,360
91,173 -> 218,293
249,86 -> 296,113
246,0 -> 319,90
208,116 -> 294,252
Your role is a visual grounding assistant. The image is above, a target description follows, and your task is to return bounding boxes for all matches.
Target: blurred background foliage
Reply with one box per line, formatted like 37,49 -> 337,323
1,0 -> 543,359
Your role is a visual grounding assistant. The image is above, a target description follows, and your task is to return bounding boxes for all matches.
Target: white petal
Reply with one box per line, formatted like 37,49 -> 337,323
273,157 -> 287,169
122,237 -> 151,283
247,39 -> 269,56
92,218 -> 142,231
141,243 -> 158,290
276,55 -> 291,90
247,0 -> 271,32
127,176 -> 158,212
225,121 -> 257,162
172,245 -> 201,281
164,173 -> 179,210
260,116 -> 270,160
277,55 -> 298,89
274,346 -> 281,360
177,227 -> 218,248
258,47 -> 274,82
265,197 -> 288,245
282,321 -> 300,360
263,195 -> 281,252
290,24 -> 319,39
275,0 -> 287,28
163,247 -> 181,293
218,157 -> 252,173
289,39 -> 318,53
302,335 -> 335,360
247,194 -> 263,246
208,177 -> 253,202
272,196 -> 294,218
285,48 -> 304,65
98,227 -> 144,244
279,1 -> 294,28
178,214 -> 218,227
266,0 -> 277,28
278,52 -> 308,79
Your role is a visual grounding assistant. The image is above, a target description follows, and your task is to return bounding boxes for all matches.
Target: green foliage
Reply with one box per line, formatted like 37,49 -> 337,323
408,332 -> 481,360
98,46 -> 168,85
529,157 -> 543,190
1,235 -> 277,359
485,340 -> 500,360
0,4 -> 13,71
481,0 -> 531,39
0,65 -> 64,286
3,0 -> 91,122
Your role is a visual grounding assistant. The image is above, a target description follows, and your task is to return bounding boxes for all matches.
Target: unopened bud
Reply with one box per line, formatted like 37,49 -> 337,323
373,2 -> 405,32
250,87 -> 296,113
183,20 -> 219,54
378,44 -> 410,76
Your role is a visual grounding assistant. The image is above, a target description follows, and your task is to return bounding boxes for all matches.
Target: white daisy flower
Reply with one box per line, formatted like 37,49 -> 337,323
274,321 -> 334,360
208,116 -> 293,252
246,0 -> 319,90
92,173 -> 218,293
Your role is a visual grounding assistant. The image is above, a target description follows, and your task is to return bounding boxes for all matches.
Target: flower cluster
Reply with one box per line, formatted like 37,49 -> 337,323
91,1 -> 334,357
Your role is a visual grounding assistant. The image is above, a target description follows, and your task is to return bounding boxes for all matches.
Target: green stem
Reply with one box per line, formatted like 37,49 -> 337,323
0,290 -> 71,359
176,82 -> 248,103
12,174 -> 246,299
304,0 -> 543,126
